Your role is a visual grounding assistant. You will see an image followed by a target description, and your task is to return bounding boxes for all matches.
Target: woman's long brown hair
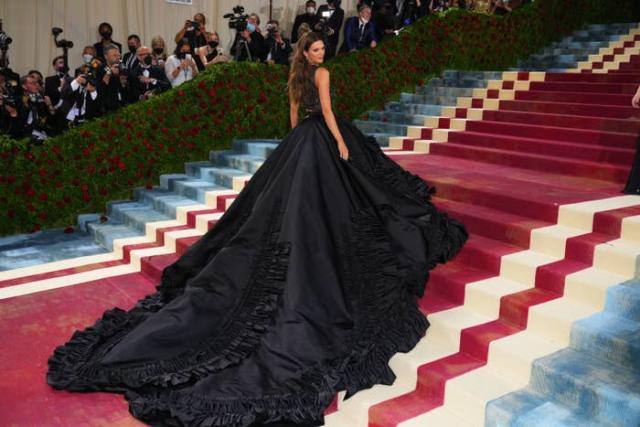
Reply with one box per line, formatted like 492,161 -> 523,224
288,32 -> 324,106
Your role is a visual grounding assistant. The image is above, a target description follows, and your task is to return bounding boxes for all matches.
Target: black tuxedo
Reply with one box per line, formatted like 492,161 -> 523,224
97,65 -> 128,113
44,73 -> 72,107
291,13 -> 320,43
122,51 -> 140,71
230,31 -> 268,62
129,64 -> 171,101
265,35 -> 293,65
316,5 -> 344,59
59,80 -> 102,126
340,17 -> 378,52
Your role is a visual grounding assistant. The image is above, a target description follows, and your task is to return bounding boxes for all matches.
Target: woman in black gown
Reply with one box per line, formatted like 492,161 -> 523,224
47,32 -> 467,426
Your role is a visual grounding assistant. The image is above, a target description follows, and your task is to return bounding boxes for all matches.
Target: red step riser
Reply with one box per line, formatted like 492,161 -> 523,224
499,99 -> 640,119
529,81 -> 639,95
544,72 -> 640,84
514,91 -> 632,107
426,264 -> 493,306
446,131 -> 633,165
429,144 -> 628,184
481,110 -> 640,134
464,121 -> 637,149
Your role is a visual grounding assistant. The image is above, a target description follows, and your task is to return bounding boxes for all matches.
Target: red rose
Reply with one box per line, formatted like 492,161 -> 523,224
7,175 -> 16,184
26,188 -> 36,197
118,161 -> 126,170
177,90 -> 185,97
39,193 -> 48,201
63,227 -> 75,234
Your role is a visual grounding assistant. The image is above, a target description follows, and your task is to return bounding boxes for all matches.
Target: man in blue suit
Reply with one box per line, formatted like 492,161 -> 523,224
340,5 -> 378,53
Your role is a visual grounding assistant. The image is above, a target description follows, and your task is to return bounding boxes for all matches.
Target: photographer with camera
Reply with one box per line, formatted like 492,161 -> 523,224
59,68 -> 101,129
196,32 -> 228,67
265,20 -> 292,65
151,36 -> 168,68
130,46 -> 170,101
291,1 -> 320,44
340,5 -> 378,53
99,44 -> 129,112
316,0 -> 345,60
93,22 -> 122,63
45,56 -> 73,132
229,12 -> 268,63
165,38 -> 198,88
175,13 -> 207,50
1,74 -> 55,141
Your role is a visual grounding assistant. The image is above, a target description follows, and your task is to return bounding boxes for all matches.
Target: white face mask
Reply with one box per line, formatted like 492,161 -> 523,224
307,7 -> 316,14
360,18 -> 369,25
83,54 -> 93,63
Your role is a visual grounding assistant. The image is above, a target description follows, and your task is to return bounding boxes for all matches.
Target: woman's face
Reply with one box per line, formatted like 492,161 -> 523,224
305,40 -> 325,65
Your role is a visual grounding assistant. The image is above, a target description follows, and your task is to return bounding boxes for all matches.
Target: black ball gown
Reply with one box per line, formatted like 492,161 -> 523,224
46,65 -> 468,426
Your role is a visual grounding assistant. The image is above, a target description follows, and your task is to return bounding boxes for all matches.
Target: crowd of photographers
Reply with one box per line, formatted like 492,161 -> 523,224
0,0 -> 516,142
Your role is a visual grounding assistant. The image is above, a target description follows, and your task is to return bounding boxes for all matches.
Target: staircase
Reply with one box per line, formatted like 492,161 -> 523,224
0,22 -> 639,427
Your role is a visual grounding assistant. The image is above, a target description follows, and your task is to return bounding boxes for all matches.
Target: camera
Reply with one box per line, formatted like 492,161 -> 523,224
52,27 -> 73,49
266,23 -> 278,36
223,5 -> 249,32
0,20 -> 12,51
315,10 -> 335,36
187,20 -> 200,31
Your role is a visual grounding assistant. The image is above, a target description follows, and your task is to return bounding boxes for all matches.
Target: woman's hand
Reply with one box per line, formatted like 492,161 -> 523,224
632,86 -> 640,108
338,141 -> 349,161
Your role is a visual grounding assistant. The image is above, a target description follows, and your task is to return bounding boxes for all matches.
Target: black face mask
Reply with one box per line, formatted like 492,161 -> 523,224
100,31 -> 112,40
177,51 -> 188,60
143,55 -> 152,66
128,45 -> 137,54
153,47 -> 164,55
208,41 -> 219,49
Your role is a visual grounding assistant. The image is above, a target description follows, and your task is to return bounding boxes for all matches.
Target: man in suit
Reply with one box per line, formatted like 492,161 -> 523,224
341,5 -> 378,53
129,46 -> 171,101
44,55 -> 73,132
316,0 -> 345,59
98,44 -> 128,113
59,73 -> 101,129
291,1 -> 320,43
122,34 -> 141,71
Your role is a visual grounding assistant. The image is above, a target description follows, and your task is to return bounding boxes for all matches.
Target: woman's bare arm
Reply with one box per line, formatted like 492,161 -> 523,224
290,98 -> 299,128
315,67 -> 349,160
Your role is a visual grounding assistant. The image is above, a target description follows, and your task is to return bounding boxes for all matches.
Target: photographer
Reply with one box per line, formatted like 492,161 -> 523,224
93,22 -> 122,63
2,75 -> 55,140
59,72 -> 100,129
230,16 -> 267,62
341,5 -> 378,53
45,56 -> 72,132
98,44 -> 129,112
265,20 -> 292,65
74,46 -> 101,77
175,13 -> 207,50
130,46 -> 170,101
316,0 -> 345,60
291,1 -> 320,44
165,38 -> 198,87
123,34 -> 141,70
197,32 -> 228,67
373,2 -> 396,40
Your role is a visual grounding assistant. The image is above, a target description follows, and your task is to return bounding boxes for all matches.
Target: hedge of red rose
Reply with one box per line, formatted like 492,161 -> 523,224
0,0 -> 635,236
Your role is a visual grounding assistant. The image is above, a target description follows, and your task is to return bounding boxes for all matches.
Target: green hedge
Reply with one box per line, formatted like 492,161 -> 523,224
0,0 -> 635,236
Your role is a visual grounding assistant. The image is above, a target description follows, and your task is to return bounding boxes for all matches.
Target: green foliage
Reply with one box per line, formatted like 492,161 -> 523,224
0,0 -> 634,235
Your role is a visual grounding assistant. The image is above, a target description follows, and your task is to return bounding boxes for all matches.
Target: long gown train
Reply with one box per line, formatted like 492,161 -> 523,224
47,93 -> 467,426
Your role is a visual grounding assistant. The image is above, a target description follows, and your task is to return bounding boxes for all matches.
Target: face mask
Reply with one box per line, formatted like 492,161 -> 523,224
83,54 -> 94,63
100,31 -> 112,40
208,41 -> 219,49
246,23 -> 256,33
128,45 -> 137,54
56,64 -> 66,73
153,47 -> 164,55
360,18 -> 369,24
143,55 -> 152,66
307,7 -> 316,14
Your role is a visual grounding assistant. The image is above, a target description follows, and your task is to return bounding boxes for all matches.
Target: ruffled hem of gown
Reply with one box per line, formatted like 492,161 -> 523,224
46,124 -> 468,426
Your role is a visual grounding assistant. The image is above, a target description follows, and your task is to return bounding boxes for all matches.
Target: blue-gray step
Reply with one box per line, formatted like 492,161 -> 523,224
486,279 -> 640,427
0,229 -> 108,271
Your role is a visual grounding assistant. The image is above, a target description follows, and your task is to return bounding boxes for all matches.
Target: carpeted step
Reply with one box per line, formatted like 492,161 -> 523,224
605,280 -> 640,322
209,152 -> 265,174
428,142 -> 629,183
570,311 -> 640,372
231,140 -> 279,157
485,388 -> 599,427
514,90 -> 634,107
463,119 -> 637,149
530,80 -> 640,95
445,130 -> 634,165
353,119 -> 408,136
529,348 -> 640,426
496,98 -> 640,120
385,101 -> 444,116
481,109 -> 640,134
544,72 -> 640,84
433,197 -> 550,248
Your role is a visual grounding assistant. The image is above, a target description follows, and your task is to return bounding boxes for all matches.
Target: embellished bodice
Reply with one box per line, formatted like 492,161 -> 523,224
303,65 -> 322,113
